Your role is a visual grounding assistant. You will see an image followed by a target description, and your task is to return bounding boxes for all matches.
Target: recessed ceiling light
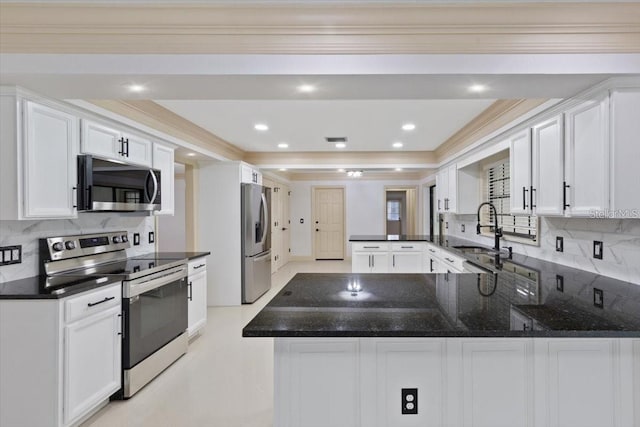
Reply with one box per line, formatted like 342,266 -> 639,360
338,168 -> 345,172
127,84 -> 146,93
395,168 -> 403,172
401,123 -> 416,131
279,168 -> 288,172
392,142 -> 403,148
187,152 -> 196,157
468,84 -> 488,93
297,84 -> 316,93
254,123 -> 269,131
277,143 -> 289,149
347,170 -> 363,178
335,143 -> 346,149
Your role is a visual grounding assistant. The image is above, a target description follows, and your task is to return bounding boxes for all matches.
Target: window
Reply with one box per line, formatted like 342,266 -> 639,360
483,160 -> 537,241
387,200 -> 401,221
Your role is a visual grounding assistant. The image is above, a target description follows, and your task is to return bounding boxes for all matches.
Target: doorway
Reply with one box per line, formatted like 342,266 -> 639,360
384,186 -> 417,236
312,186 -> 345,260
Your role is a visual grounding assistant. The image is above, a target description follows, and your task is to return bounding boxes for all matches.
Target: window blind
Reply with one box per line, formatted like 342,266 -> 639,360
484,160 -> 537,240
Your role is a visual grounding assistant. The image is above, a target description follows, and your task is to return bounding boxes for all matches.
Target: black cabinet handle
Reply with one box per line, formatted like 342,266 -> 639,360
188,282 -> 193,301
392,254 -> 395,267
438,199 -> 441,210
530,186 -> 536,208
118,137 -> 124,155
87,296 -> 115,307
430,258 -> 434,272
563,181 -> 571,210
193,264 -> 205,270
124,138 -> 130,157
523,187 -> 528,210
401,246 -> 413,249
363,246 -> 379,249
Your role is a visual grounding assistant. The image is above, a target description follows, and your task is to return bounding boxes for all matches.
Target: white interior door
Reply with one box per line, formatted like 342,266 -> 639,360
314,187 -> 345,260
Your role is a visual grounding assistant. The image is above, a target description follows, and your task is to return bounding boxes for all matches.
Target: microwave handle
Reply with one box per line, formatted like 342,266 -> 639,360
145,170 -> 159,204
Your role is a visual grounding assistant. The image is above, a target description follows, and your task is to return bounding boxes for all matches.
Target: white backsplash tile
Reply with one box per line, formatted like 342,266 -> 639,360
0,213 -> 156,282
445,214 -> 640,285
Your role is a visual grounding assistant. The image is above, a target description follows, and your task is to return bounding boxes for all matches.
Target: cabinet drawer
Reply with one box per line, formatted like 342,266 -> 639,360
352,242 -> 390,252
188,258 -> 207,276
425,244 -> 441,257
65,284 -> 121,324
390,243 -> 424,252
437,252 -> 466,272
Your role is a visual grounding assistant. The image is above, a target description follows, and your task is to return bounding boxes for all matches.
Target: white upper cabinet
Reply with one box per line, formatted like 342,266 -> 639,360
23,100 -> 78,219
81,119 -> 152,167
564,95 -> 610,216
509,130 -> 532,215
241,163 -> 262,185
532,115 -> 564,216
436,168 -> 448,212
153,143 -> 175,215
446,165 -> 458,213
437,164 -> 480,215
610,88 -> 640,215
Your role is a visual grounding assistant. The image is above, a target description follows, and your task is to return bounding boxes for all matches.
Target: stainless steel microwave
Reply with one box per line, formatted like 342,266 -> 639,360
77,155 -> 161,212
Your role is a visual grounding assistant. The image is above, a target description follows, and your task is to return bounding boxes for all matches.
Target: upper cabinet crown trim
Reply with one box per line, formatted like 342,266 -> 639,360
1,3 -> 640,53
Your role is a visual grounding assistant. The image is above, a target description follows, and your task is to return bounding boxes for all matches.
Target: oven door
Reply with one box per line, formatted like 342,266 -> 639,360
123,275 -> 188,369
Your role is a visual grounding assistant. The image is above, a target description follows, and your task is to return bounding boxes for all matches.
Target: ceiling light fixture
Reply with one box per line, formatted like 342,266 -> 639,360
392,142 -> 403,148
335,143 -> 346,149
277,143 -> 289,149
401,123 -> 416,131
187,152 -> 196,157
127,84 -> 146,93
395,168 -> 403,172
468,84 -> 488,93
338,169 -> 345,172
279,168 -> 288,172
297,84 -> 316,93
347,170 -> 363,178
254,123 -> 269,131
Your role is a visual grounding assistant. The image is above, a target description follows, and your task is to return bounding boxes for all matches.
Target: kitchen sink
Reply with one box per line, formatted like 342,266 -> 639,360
453,245 -> 499,255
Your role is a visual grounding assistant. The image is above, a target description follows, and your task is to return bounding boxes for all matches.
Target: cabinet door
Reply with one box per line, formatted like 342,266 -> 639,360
447,165 -> 458,213
153,143 -> 175,215
436,169 -> 448,212
281,185 -> 291,267
509,130 -> 532,215
532,115 -> 564,216
64,305 -> 121,425
564,97 -> 610,216
124,134 -> 153,167
352,253 -> 372,273
23,101 -> 78,218
371,253 -> 389,273
391,252 -> 423,273
81,119 -> 122,160
610,89 -> 640,214
188,270 -> 207,337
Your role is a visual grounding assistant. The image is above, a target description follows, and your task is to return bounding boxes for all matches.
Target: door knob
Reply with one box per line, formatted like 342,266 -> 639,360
315,221 -> 319,224
316,228 -> 319,232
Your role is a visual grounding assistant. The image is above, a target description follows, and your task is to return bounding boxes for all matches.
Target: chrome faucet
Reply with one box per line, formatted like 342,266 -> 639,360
476,202 -> 503,252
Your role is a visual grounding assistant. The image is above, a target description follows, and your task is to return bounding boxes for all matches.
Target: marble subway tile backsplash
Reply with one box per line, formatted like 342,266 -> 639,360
0,213 -> 156,283
446,215 -> 640,285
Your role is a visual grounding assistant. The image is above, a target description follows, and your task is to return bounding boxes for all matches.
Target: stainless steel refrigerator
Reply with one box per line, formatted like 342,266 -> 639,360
241,183 -> 272,303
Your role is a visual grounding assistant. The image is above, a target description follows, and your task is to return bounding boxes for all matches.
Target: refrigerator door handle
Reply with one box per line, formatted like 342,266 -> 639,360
260,191 -> 269,244
252,251 -> 271,262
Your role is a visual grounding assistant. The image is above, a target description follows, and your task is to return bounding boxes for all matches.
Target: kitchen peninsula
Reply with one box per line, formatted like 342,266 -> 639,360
244,268 -> 640,426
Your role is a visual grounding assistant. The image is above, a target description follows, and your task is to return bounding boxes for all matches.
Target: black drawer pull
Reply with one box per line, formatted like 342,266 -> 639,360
363,246 -> 380,249
87,296 -> 115,307
194,264 -> 205,269
400,246 -> 414,249
445,257 -> 455,263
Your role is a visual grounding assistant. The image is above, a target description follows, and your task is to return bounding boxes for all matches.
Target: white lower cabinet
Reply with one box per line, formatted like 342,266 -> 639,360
351,243 -> 390,273
0,283 -> 122,427
187,257 -> 208,337
274,337 -> 638,427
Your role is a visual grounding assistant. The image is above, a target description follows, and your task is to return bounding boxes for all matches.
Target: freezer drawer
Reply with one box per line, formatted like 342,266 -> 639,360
242,250 -> 272,303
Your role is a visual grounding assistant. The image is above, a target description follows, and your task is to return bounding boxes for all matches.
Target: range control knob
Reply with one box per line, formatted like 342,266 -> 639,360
121,235 -> 128,243
65,241 -> 76,250
112,236 -> 122,244
52,242 -> 64,252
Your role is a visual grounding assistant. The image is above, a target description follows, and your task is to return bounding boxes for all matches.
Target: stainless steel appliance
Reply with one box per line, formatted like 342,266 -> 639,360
77,155 -> 162,212
241,183 -> 271,303
40,231 -> 188,399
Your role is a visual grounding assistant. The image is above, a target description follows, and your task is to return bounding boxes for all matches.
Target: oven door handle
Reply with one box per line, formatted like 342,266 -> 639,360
125,266 -> 187,298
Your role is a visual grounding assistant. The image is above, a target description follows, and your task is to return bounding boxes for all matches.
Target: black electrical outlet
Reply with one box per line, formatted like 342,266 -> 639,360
0,245 -> 22,266
133,233 -> 140,246
401,388 -> 418,415
593,241 -> 603,259
148,232 -> 155,244
556,236 -> 564,252
556,275 -> 564,292
593,240 -> 603,259
593,288 -> 604,308
461,224 -> 466,233
300,218 -> 304,224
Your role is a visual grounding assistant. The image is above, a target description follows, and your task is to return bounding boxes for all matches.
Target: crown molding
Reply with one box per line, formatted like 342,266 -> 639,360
435,98 -> 548,162
288,171 -> 429,181
89,100 -> 245,161
244,151 -> 438,169
2,2 -> 639,53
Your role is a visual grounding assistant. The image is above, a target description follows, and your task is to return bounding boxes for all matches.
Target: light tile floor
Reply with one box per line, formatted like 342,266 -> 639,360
83,261 -> 351,427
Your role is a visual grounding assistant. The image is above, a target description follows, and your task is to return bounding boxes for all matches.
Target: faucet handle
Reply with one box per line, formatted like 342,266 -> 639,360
476,224 -> 482,235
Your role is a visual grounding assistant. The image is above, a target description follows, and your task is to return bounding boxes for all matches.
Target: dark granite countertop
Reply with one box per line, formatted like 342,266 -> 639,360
0,275 -> 123,300
133,251 -> 210,261
243,273 -> 640,338
350,235 -> 432,242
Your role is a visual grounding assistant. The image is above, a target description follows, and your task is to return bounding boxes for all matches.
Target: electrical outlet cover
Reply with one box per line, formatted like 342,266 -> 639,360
593,241 -> 603,260
556,236 -> 564,252
149,232 -> 155,243
593,288 -> 604,308
401,388 -> 418,415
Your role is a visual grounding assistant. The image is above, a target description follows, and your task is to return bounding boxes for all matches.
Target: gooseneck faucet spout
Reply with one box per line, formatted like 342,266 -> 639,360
476,202 -> 503,252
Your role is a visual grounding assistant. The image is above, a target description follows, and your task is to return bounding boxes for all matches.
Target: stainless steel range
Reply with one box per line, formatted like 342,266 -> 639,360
40,231 -> 189,399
